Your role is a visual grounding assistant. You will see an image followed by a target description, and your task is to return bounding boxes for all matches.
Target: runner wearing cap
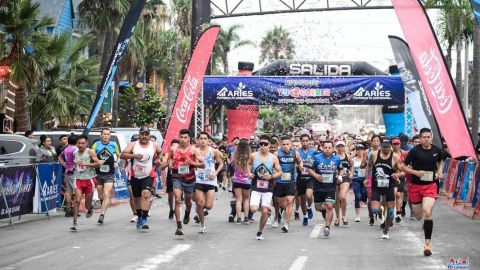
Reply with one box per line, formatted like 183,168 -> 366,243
334,140 -> 353,226
365,138 -> 402,239
120,127 -> 163,230
400,128 -> 443,256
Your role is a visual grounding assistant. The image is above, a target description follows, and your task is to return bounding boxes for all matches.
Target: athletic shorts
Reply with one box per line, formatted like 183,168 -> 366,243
233,182 -> 251,190
195,183 -> 217,193
130,176 -> 154,198
408,182 -> 437,204
314,190 -> 336,204
296,178 -> 313,196
64,173 -> 75,193
166,172 -> 173,193
173,179 -> 195,194
75,178 -> 97,194
275,182 -> 296,197
250,191 -> 273,207
371,187 -> 395,202
96,174 -> 115,185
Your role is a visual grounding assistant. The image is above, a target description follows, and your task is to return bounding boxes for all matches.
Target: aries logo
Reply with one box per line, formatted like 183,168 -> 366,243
353,82 -> 391,99
217,82 -> 254,98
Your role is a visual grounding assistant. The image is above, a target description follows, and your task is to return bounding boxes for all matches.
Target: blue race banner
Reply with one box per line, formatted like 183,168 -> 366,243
114,169 -> 129,199
471,0 -> 480,25
33,163 -> 63,213
0,165 -> 36,219
203,76 -> 405,106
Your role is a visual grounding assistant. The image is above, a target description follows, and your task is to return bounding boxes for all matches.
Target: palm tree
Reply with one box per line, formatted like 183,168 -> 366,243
30,34 -> 100,127
259,26 -> 295,64
0,0 -> 63,131
213,24 -> 254,74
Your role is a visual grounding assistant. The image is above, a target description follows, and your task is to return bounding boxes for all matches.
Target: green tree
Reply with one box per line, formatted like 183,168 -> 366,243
29,34 -> 99,127
0,0 -> 64,131
133,86 -> 165,127
118,86 -> 138,127
259,26 -> 295,64
213,24 -> 254,74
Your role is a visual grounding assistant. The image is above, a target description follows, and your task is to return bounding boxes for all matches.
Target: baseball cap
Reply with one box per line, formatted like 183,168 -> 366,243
335,141 -> 346,147
381,139 -> 391,147
139,127 -> 150,134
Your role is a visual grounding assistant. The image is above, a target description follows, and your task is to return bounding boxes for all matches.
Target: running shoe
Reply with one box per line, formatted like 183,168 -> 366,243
235,218 -> 242,224
194,215 -> 200,224
248,217 -> 255,222
323,227 -> 330,237
410,213 -> 415,220
380,221 -> 386,229
355,217 -> 361,222
98,214 -> 104,224
243,217 -> 250,225
381,229 -> 389,239
199,226 -> 206,234
183,215 -> 190,225
256,232 -> 264,240
369,218 -> 374,226
272,221 -> 279,228
228,215 -> 235,223
307,208 -> 314,219
266,216 -> 272,226
294,212 -> 300,220
302,217 -> 308,226
334,218 -> 340,227
175,227 -> 184,236
70,223 -> 78,232
342,217 -> 348,226
281,223 -> 289,233
130,215 -> 138,223
204,210 -> 209,216
142,220 -> 149,230
86,207 -> 93,218
395,215 -> 402,223
423,243 -> 432,256
168,210 -> 174,220
136,217 -> 143,230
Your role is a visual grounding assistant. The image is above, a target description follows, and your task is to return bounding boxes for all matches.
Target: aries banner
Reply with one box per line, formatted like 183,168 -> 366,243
0,165 -> 35,219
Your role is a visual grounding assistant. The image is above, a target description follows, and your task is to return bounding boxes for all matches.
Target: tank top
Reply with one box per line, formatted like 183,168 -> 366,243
131,141 -> 155,179
372,151 -> 394,189
251,152 -> 275,192
74,148 -> 96,180
195,147 -> 217,186
277,149 -> 297,183
172,145 -> 196,181
353,157 -> 366,180
339,153 -> 351,174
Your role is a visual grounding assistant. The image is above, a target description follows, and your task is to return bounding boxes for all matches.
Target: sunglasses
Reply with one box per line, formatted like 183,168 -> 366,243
259,142 -> 269,147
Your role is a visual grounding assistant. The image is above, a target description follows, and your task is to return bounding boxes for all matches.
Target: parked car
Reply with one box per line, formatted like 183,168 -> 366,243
0,134 -> 43,166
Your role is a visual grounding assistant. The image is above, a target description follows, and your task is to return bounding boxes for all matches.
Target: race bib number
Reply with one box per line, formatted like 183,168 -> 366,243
322,174 -> 333,183
281,173 -> 292,181
100,165 -> 110,173
420,171 -> 434,182
377,179 -> 389,188
179,165 -> 190,175
134,164 -> 146,175
76,164 -> 86,172
357,169 -> 366,178
257,180 -> 269,189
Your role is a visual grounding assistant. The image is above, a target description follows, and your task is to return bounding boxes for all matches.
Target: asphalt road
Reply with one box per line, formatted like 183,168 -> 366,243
0,190 -> 478,270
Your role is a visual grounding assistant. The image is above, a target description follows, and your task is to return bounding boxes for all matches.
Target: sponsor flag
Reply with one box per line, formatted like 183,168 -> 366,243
162,26 -> 220,153
83,0 -> 146,135
393,0 -> 477,160
389,36 -> 442,147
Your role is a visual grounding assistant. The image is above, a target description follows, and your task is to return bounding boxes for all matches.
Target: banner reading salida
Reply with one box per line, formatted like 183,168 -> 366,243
162,26 -> 220,152
393,0 -> 477,160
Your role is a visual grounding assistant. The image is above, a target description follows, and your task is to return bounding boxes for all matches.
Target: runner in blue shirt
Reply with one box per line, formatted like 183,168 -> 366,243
297,134 -> 317,226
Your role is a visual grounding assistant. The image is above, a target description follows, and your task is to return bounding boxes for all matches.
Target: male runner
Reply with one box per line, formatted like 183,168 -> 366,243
58,135 -> 77,217
308,141 -> 343,237
120,127 -> 162,230
249,135 -> 282,240
276,136 -> 303,233
91,128 -> 120,224
401,128 -> 443,256
297,134 -> 316,226
168,129 -> 204,235
162,139 -> 180,220
70,135 -> 103,231
194,132 -> 223,233
365,139 -> 402,239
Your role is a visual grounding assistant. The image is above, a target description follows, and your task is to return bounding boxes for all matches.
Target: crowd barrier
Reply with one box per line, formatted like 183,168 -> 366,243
0,163 -> 132,229
440,158 -> 480,219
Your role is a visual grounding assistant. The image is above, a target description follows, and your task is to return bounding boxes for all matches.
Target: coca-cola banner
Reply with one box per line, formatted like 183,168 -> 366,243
162,26 -> 220,152
393,0 -> 477,160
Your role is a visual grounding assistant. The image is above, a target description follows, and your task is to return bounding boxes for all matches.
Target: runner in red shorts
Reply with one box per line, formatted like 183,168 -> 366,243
401,128 -> 443,256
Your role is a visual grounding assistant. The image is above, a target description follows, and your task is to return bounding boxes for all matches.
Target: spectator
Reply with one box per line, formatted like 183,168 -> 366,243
25,130 -> 34,139
56,134 -> 68,155
39,136 -> 57,162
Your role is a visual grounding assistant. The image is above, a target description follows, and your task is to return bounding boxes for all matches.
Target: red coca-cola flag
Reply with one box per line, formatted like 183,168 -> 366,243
393,0 -> 477,160
162,26 -> 220,153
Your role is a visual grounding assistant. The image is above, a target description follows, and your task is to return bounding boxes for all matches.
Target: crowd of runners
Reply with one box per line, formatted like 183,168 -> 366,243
59,127 -> 445,257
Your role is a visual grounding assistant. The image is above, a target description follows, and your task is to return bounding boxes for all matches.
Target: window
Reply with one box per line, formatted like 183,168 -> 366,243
0,140 -> 25,155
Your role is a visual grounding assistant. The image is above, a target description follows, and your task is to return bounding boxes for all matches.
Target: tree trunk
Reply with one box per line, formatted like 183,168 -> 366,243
14,84 -> 31,132
472,25 -> 480,143
112,74 -> 120,127
100,31 -> 114,77
455,38 -> 464,109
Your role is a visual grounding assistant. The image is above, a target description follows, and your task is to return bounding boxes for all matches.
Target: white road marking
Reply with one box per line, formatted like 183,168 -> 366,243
289,256 -> 308,270
123,244 -> 191,270
309,224 -> 323,238
1,251 -> 57,270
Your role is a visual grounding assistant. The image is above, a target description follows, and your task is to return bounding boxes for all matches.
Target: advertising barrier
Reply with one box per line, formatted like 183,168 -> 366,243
114,169 -> 130,200
0,165 -> 36,220
33,163 -> 64,213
